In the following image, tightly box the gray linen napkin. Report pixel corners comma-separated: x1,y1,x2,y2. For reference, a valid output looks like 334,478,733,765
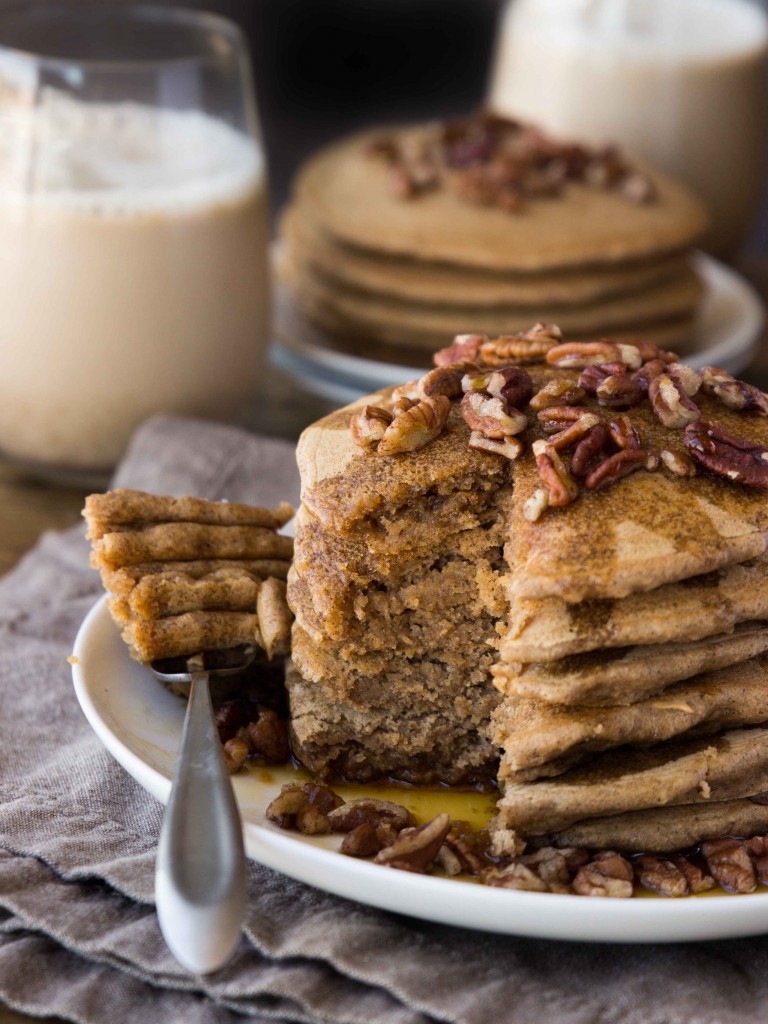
2,414,768,1024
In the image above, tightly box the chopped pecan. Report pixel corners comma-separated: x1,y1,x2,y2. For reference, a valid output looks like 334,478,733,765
608,415,641,450
529,378,587,410
699,366,768,415
418,361,479,400
378,395,451,455
672,857,715,895
584,449,650,490
632,358,668,393
684,420,768,489
468,431,523,460
635,855,688,897
571,423,610,477
579,361,627,395
374,813,452,872
328,798,411,834
295,804,331,835
487,826,526,859
649,374,700,429
214,699,251,744
435,843,464,876
247,710,290,764
433,334,485,367
667,363,701,397
300,782,344,814
519,847,572,891
480,863,549,892
485,366,534,407
257,577,293,660
547,412,601,451
341,822,394,857
523,487,550,522
596,374,644,409
480,324,561,366
701,838,757,893
572,851,633,897
537,405,585,433
443,826,486,876
265,784,309,829
546,341,641,370
222,736,250,774
660,448,697,477
533,440,579,507
350,405,393,447
745,836,768,885
645,452,661,472
461,392,527,437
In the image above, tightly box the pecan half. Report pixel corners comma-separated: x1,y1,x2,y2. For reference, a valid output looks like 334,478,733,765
418,361,479,399
247,710,290,764
328,798,411,834
649,374,700,429
684,420,768,489
295,803,331,835
519,847,572,891
537,405,585,433
632,358,668,393
393,396,418,416
668,363,701,397
461,392,527,437
529,379,587,410
433,333,484,367
468,431,523,460
596,374,644,409
660,449,697,477
350,405,392,447
522,487,549,522
700,366,768,415
374,813,452,872
481,863,549,892
547,341,641,370
635,855,688,897
584,449,650,490
579,360,627,395
672,857,715,895
745,836,768,885
608,415,641,450
701,838,757,893
392,379,421,403
533,440,579,507
572,851,633,897
547,412,601,452
634,342,680,364
485,366,534,407
265,784,310,829
341,822,397,857
480,323,561,366
571,422,610,476
378,395,451,455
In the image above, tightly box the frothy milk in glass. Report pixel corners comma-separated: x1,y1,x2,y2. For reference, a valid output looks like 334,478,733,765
490,0,768,253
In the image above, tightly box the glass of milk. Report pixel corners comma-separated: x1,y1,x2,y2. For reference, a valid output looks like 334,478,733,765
489,0,768,255
0,5,270,479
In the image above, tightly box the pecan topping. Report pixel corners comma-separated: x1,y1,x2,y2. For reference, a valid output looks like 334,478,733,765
632,358,668,393
480,323,561,366
522,487,550,522
443,826,486,876
672,857,715,895
634,855,688,897
547,412,601,451
378,395,451,455
265,784,312,829
350,405,392,447
468,431,523,460
247,710,290,764
222,736,250,774
667,362,701,397
572,851,633,898
571,422,610,476
340,822,392,858
584,448,650,491
649,374,700,429
745,836,768,885
392,379,421,403
485,366,534,407
579,361,627,395
529,378,586,410
537,405,585,433
660,448,697,477
701,838,757,894
608,415,641,450
393,396,418,416
596,374,644,409
546,341,641,370
295,803,332,835
460,392,527,437
684,420,768,489
519,847,572,892
533,440,579,507
433,333,484,367
481,862,549,892
700,366,768,415
328,798,411,834
634,341,680,364
418,360,479,399
374,813,452,873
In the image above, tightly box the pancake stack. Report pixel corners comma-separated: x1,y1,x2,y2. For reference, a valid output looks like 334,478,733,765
84,489,294,662
278,114,708,367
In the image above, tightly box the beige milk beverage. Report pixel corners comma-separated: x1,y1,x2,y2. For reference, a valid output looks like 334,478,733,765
0,91,269,470
490,0,768,253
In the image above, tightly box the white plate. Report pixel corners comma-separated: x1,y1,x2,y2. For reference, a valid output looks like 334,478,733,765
272,252,765,403
73,597,768,943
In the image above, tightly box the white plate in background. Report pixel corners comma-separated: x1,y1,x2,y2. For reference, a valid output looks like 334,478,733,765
73,597,768,944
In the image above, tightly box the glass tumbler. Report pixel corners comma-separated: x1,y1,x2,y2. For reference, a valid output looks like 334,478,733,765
0,5,270,479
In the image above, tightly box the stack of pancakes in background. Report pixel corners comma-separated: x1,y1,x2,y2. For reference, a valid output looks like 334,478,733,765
492,395,768,852
84,489,294,663
278,114,708,366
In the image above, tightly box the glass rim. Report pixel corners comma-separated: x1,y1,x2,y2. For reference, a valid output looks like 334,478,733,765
0,3,250,71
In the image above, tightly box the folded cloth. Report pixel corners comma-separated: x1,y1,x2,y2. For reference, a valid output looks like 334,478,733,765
2,414,768,1024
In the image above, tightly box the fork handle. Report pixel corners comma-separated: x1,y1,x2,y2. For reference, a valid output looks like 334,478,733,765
155,671,247,973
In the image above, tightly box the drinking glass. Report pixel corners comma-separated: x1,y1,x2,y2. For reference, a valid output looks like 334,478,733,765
0,4,270,480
